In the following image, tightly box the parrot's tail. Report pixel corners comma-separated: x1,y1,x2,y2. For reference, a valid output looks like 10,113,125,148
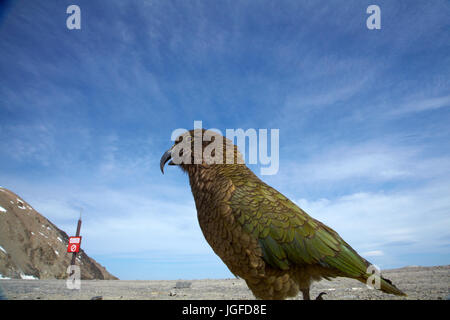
379,276,407,296
356,257,407,296
361,274,407,296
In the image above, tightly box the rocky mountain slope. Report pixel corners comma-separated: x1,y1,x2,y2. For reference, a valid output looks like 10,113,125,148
0,187,117,280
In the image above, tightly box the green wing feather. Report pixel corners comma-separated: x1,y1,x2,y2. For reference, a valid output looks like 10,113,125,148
229,173,370,278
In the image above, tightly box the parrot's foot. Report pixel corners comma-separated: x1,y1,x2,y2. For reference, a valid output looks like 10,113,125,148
301,289,327,300
315,292,327,300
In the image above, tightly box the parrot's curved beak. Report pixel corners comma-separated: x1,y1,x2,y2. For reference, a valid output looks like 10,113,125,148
160,149,174,174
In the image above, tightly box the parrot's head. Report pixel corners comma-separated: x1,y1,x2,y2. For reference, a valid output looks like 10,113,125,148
160,128,244,175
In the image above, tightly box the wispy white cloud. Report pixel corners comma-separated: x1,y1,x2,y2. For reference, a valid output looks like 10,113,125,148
14,181,205,256
273,140,450,191
295,179,450,267
388,94,450,117
294,145,413,182
363,250,384,257
0,123,56,165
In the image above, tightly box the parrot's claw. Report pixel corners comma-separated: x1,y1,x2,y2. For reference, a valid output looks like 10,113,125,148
315,292,327,300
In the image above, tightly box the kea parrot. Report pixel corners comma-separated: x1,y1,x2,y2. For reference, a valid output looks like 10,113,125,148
160,129,406,300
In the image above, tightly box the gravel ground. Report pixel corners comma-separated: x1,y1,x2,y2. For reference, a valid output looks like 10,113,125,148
0,266,448,300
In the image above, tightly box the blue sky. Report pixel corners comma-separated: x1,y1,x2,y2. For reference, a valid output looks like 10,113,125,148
0,0,449,280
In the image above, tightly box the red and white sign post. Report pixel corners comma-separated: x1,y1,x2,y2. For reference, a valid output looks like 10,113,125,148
66,212,83,289
67,236,82,253
68,216,82,272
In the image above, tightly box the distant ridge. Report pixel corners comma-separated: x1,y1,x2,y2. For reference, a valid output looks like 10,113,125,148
0,187,118,280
